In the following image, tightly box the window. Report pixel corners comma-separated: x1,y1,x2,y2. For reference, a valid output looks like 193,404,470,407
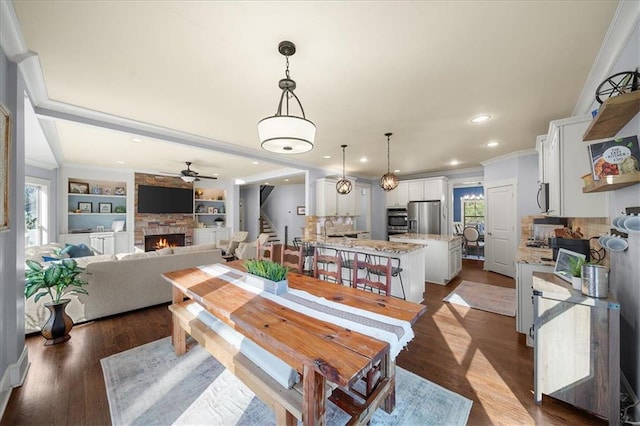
25,177,49,247
462,199,485,230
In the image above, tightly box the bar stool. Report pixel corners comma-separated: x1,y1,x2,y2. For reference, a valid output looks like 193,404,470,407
293,237,314,274
313,247,342,284
366,256,405,300
352,254,391,295
280,244,304,273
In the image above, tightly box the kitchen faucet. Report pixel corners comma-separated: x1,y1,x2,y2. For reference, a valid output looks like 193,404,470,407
323,219,334,238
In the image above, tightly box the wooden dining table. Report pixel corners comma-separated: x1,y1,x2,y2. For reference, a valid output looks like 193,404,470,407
162,260,426,425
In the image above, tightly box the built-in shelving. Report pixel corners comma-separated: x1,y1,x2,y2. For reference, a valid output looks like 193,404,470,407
583,91,640,141
68,179,128,231
582,171,640,193
194,187,226,227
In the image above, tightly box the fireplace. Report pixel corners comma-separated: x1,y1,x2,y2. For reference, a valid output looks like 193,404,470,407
144,233,185,252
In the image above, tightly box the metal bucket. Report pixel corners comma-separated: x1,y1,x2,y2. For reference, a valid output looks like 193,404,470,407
581,264,609,298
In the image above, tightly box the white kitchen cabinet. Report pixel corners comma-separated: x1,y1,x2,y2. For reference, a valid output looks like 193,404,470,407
515,262,554,336
408,181,424,201
385,181,409,208
423,179,444,201
389,236,462,285
535,134,546,183
316,178,357,216
542,115,608,217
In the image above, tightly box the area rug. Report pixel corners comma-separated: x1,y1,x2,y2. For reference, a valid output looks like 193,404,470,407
443,281,516,317
101,337,472,426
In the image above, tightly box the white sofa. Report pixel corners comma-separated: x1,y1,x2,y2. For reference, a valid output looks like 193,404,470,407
24,243,223,334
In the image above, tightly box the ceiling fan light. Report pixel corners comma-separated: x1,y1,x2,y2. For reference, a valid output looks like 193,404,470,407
181,175,196,183
258,116,316,154
379,172,399,191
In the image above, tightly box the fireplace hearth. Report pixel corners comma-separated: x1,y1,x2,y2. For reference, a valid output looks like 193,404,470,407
144,233,185,252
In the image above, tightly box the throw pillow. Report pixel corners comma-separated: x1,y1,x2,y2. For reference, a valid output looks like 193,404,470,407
61,243,94,258
42,255,61,262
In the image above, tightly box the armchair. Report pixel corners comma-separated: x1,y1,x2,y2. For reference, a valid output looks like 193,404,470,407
236,233,271,260
218,231,249,256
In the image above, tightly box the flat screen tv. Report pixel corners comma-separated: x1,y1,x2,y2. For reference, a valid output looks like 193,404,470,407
137,185,193,214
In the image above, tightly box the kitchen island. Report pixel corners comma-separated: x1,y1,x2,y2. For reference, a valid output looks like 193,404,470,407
389,233,463,285
302,236,426,303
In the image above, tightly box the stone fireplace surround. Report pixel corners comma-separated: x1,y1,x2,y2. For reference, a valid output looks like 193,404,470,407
134,173,195,250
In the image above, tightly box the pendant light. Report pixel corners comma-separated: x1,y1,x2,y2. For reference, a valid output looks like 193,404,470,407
258,41,316,154
379,132,399,191
336,144,352,194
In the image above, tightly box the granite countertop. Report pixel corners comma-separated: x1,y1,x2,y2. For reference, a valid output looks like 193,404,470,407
325,230,370,237
390,233,463,242
302,236,423,254
516,244,555,266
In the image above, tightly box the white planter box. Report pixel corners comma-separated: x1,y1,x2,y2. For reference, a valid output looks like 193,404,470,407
245,274,288,295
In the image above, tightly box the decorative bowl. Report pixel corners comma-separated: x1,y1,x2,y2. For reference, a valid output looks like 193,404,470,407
605,237,628,252
623,215,640,233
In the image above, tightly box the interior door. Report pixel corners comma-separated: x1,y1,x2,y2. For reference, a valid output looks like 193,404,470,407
485,183,516,277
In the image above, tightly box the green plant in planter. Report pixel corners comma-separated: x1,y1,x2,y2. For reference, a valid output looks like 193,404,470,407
243,259,289,282
25,259,89,304
568,257,587,278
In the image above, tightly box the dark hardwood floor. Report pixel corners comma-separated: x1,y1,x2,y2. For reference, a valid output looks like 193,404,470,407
2,259,605,425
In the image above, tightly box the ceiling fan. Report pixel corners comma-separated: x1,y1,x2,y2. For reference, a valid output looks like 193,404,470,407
179,162,218,182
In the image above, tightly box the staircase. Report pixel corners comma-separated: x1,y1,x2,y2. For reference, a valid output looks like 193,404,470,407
259,216,280,245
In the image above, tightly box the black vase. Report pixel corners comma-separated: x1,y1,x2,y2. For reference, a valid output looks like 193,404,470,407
41,299,73,345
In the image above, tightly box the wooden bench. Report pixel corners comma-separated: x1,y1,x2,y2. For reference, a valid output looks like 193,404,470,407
170,300,304,424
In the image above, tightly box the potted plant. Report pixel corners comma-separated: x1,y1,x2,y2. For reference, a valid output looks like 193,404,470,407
568,257,586,291
25,259,89,345
243,259,290,295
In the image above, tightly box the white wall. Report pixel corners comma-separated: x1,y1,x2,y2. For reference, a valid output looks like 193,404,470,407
239,185,260,240
262,184,306,244
0,46,28,417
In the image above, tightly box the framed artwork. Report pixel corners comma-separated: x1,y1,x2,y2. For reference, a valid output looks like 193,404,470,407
99,202,112,213
69,181,90,194
78,202,92,213
114,186,126,196
0,102,10,231
297,206,306,215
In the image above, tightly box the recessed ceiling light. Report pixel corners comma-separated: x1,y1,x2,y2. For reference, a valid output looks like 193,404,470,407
394,169,400,173
213,173,219,176
471,114,491,123
251,161,259,165
323,155,331,159
264,182,269,185
487,141,499,147
450,160,460,166
131,138,143,143
360,157,367,163
115,160,126,164
284,178,290,182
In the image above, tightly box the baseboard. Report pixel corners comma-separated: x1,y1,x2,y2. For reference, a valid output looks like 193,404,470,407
621,371,639,422
0,346,30,420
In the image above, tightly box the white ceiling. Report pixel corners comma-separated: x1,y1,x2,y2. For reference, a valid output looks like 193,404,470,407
11,1,618,181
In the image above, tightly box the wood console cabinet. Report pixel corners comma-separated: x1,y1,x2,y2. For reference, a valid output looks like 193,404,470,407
532,272,619,424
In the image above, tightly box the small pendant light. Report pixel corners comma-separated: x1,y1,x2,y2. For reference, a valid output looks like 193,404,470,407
379,132,399,191
336,144,352,194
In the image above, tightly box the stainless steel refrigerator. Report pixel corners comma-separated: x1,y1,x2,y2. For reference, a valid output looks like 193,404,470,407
407,201,441,234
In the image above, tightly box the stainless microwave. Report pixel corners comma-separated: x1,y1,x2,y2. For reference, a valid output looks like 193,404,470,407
387,208,408,227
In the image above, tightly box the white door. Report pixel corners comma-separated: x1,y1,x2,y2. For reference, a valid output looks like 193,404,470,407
485,183,516,277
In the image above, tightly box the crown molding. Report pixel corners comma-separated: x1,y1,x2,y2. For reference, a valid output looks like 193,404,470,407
480,149,537,167
573,0,640,115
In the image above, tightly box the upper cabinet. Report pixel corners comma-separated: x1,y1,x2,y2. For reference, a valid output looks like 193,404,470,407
67,178,127,232
385,181,409,208
316,178,359,216
544,116,608,217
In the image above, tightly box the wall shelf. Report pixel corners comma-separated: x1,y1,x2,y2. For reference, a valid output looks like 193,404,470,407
582,171,640,193
583,91,640,141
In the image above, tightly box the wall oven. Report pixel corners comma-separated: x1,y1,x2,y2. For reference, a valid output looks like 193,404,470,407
387,208,408,235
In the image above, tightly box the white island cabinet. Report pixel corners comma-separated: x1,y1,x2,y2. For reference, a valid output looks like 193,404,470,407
390,234,462,285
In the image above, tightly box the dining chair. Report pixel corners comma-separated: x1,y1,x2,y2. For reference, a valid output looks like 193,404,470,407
351,254,392,296
313,247,342,284
281,244,304,273
463,226,484,258
257,240,275,262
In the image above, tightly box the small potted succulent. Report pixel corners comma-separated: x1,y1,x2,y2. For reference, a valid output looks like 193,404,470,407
243,259,290,295
568,257,586,291
24,259,89,345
